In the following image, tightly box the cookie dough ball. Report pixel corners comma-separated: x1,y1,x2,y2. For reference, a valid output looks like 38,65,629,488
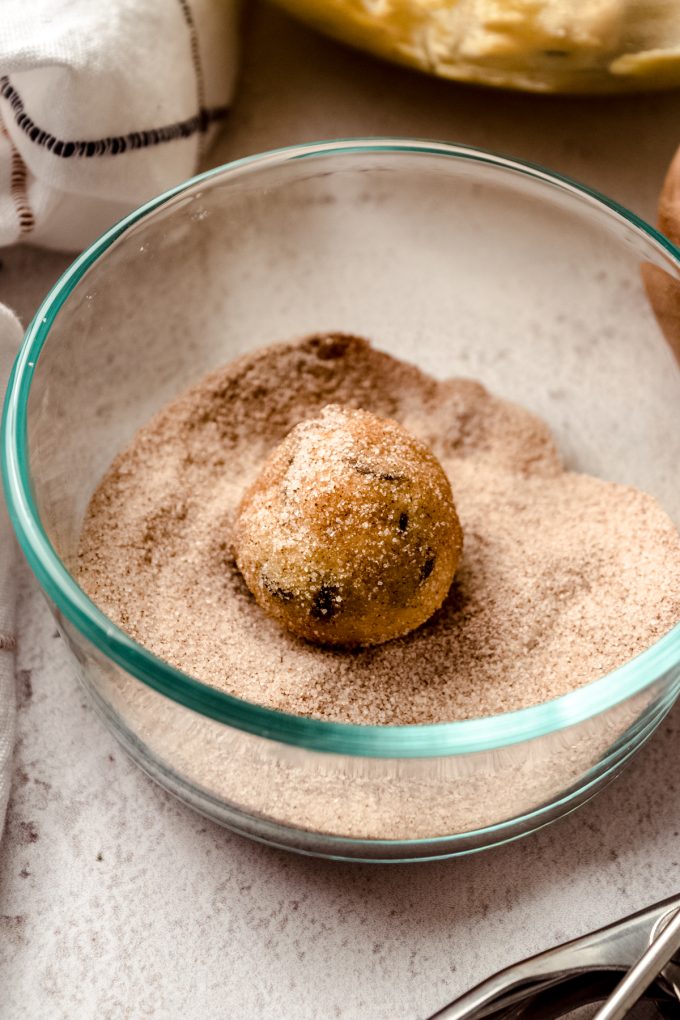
233,404,463,646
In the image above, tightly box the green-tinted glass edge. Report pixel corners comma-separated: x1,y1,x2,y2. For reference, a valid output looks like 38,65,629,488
3,138,680,759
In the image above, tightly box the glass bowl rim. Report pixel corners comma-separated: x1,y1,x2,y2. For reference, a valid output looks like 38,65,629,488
3,137,680,759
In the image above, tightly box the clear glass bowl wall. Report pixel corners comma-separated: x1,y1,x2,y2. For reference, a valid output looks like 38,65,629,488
5,141,680,862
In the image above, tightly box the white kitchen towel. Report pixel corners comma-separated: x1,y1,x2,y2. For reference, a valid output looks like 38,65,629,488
0,303,23,837
0,0,240,252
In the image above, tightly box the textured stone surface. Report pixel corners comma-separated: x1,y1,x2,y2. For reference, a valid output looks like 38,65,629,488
3,564,680,1020
2,3,680,1017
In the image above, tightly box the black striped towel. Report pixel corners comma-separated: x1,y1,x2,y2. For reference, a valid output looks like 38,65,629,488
0,0,240,251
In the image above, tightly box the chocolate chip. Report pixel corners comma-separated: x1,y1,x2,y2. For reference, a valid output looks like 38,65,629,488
310,585,340,620
312,335,351,360
419,553,435,583
262,574,294,602
398,512,408,532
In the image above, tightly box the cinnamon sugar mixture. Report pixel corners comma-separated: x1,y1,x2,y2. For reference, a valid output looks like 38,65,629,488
77,334,680,725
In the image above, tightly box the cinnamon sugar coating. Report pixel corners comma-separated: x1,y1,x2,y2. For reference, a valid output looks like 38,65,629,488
77,333,680,725
233,404,463,646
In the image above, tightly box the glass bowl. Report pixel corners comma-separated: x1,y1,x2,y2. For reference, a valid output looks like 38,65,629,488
4,140,680,863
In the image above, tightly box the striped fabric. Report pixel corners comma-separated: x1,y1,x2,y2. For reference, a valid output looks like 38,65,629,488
0,0,240,251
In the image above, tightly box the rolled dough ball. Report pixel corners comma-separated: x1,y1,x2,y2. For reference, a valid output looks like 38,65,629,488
233,404,463,647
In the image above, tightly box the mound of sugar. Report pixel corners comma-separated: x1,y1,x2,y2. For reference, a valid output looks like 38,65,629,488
77,333,680,725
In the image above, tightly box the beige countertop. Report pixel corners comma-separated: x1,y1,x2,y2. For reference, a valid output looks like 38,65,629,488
2,4,680,1017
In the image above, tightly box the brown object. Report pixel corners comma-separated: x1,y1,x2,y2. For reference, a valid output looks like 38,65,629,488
643,145,680,361
659,146,680,248
233,404,463,647
77,333,680,725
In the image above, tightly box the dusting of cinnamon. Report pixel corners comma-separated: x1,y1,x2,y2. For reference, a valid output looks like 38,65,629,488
233,404,463,646
77,333,680,725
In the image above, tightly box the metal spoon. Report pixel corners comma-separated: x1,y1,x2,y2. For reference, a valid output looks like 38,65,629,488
427,895,680,1019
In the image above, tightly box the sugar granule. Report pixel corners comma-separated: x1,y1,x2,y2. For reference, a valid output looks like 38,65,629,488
77,333,680,726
